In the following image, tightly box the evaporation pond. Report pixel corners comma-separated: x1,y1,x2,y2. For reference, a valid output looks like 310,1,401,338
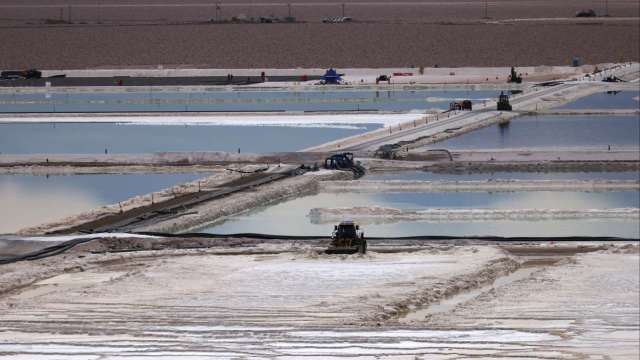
557,90,640,110
0,173,208,234
430,115,640,150
0,123,378,154
0,88,503,113
200,191,640,238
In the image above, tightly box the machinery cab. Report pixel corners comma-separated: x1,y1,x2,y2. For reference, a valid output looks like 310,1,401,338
324,152,354,169
326,220,366,254
497,91,512,111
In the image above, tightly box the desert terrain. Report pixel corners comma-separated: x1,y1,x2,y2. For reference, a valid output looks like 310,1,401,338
0,0,638,69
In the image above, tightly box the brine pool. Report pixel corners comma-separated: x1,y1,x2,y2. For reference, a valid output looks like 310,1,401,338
557,90,640,110
0,122,381,154
0,173,209,234
0,88,503,113
199,190,640,238
430,115,640,150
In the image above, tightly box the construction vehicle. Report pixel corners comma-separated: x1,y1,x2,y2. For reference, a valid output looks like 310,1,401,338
325,220,366,254
1,69,42,80
507,67,522,83
324,152,365,178
319,68,344,85
575,9,597,17
497,91,512,111
449,100,472,111
376,75,391,84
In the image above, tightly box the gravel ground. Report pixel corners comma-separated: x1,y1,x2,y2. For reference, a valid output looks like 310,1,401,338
0,1,638,69
1,0,638,22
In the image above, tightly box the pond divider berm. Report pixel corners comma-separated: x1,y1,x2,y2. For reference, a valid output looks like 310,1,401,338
0,75,322,87
49,168,302,234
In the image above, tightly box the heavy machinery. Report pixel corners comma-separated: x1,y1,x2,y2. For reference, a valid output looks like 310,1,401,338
1,69,42,80
575,9,596,17
319,68,344,84
497,91,512,111
507,67,522,83
449,100,472,111
324,152,365,178
325,220,366,254
376,75,391,84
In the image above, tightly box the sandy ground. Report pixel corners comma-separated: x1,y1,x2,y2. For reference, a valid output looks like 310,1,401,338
0,17,638,69
0,240,637,358
2,0,638,23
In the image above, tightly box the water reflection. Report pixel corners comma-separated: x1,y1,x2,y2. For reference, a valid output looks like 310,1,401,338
431,115,640,150
0,180,100,234
0,89,501,113
0,123,378,154
558,91,640,110
200,191,640,238
0,173,208,234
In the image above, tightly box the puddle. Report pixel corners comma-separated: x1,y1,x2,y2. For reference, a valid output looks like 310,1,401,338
0,88,502,113
429,115,640,150
400,259,557,323
0,173,209,234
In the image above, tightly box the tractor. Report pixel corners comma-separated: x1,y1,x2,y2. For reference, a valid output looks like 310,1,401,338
449,100,472,111
497,91,512,111
325,220,366,254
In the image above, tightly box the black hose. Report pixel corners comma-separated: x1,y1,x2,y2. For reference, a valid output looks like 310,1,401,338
2,233,637,266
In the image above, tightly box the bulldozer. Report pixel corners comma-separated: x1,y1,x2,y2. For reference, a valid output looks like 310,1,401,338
325,220,367,254
497,91,512,111
324,152,366,178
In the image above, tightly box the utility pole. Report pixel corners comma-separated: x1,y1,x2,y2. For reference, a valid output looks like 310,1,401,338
483,0,488,19
215,2,221,22
342,3,345,17
67,5,71,23
287,3,292,18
